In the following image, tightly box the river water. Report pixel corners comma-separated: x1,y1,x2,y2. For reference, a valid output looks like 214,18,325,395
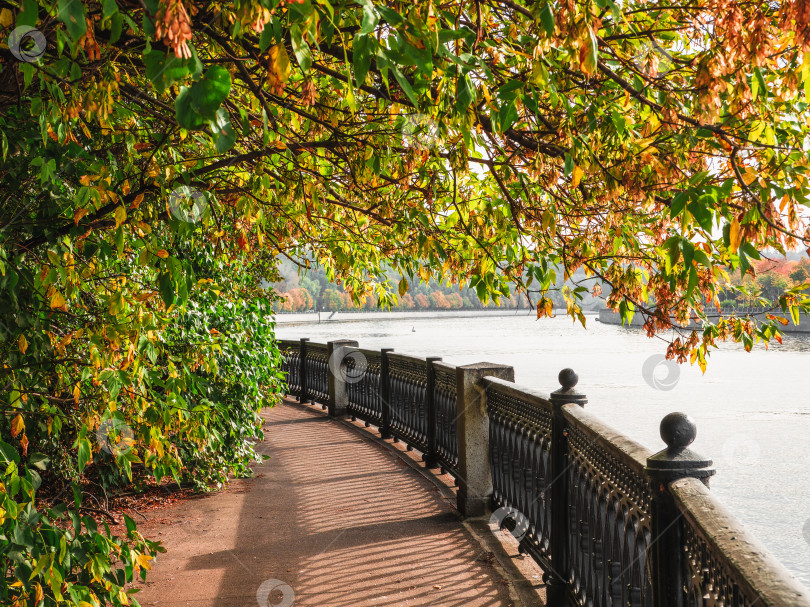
276,312,810,586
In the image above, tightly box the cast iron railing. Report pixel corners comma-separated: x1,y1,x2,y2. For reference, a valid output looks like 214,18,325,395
278,337,810,607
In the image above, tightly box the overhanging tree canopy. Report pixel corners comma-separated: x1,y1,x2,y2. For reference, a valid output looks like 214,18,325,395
3,0,810,357
2,0,810,604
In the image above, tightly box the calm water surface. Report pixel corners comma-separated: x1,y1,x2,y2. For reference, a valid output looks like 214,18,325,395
276,313,810,585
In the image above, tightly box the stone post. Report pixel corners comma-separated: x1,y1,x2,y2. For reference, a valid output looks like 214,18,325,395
326,339,359,418
646,412,715,607
455,362,515,517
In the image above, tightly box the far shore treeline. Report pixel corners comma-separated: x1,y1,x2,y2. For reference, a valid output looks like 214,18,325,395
272,257,810,313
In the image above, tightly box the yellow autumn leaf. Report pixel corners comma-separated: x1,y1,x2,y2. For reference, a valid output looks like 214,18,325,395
74,384,81,404
266,44,291,93
156,249,169,258
571,165,584,188
0,8,13,28
50,291,66,309
729,218,742,252
11,414,24,438
18,334,28,354
114,206,127,228
135,553,153,571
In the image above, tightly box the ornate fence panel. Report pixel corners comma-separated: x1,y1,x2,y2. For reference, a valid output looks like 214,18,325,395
433,362,458,477
485,378,555,571
304,342,329,404
346,348,384,426
278,339,301,398
387,353,429,451
277,336,810,607
563,405,653,607
670,477,810,607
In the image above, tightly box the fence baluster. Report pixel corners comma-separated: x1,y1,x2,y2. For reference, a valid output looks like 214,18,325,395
379,348,394,439
547,369,587,607
299,338,309,404
424,357,442,469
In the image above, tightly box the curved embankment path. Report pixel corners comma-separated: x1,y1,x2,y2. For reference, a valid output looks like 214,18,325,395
132,398,546,607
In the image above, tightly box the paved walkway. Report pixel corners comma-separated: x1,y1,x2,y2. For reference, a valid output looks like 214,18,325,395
133,399,543,607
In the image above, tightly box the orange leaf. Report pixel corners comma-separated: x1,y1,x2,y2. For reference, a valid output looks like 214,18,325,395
18,335,28,354
10,414,24,438
74,208,89,226
766,313,789,326
156,249,169,258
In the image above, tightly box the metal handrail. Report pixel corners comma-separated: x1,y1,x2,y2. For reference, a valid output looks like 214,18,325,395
277,337,810,607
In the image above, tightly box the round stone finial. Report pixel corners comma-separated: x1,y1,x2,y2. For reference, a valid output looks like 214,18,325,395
558,368,578,391
660,412,697,450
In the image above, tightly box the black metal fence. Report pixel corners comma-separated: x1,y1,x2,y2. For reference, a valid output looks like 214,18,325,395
276,338,810,607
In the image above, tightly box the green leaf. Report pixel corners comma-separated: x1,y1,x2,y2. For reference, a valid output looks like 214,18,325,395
291,25,312,72
663,236,680,272
680,238,695,267
259,26,274,52
103,0,119,19
455,74,475,112
619,300,635,325
611,111,626,137
670,192,688,217
210,108,237,153
753,67,767,100
686,266,699,297
391,65,418,107
539,3,555,36
77,438,91,473
790,304,800,325
353,34,373,87
158,272,175,307
564,153,574,178
28,453,50,470
175,86,206,130
0,439,20,464
190,66,231,119
18,0,38,27
358,0,380,34
498,100,519,132
57,0,87,41
124,513,137,536
144,50,190,94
